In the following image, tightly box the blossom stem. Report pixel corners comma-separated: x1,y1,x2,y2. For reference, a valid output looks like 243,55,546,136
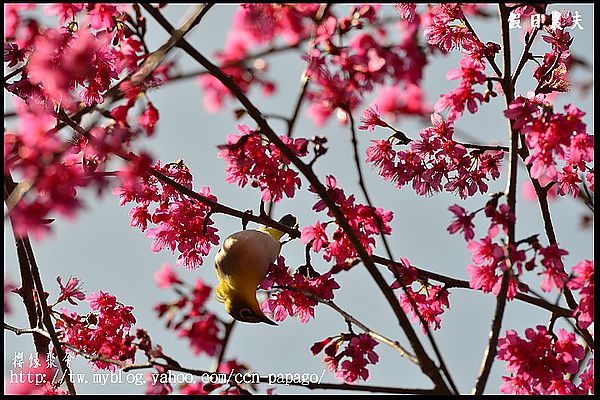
512,28,539,85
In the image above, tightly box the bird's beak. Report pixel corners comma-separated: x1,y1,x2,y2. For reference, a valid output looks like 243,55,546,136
260,314,278,326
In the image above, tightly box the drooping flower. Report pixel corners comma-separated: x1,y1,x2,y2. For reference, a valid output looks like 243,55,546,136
447,204,475,241
56,276,86,305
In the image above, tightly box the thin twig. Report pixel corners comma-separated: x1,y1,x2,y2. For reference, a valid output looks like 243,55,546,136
273,285,418,364
462,15,503,78
512,28,539,85
211,320,236,372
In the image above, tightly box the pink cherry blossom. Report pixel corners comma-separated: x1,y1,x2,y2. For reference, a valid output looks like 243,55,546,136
497,326,586,394
566,260,594,329
57,291,137,371
312,333,379,383
399,285,450,333
217,124,308,203
56,276,86,305
154,263,182,289
447,204,475,241
260,256,339,323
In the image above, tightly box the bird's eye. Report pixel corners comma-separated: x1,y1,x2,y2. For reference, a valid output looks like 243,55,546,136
239,308,254,320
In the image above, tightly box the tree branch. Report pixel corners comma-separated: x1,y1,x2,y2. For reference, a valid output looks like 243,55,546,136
472,5,517,394
4,174,50,354
140,3,451,392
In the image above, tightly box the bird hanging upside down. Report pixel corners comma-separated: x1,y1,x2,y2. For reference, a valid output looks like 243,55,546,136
214,214,297,325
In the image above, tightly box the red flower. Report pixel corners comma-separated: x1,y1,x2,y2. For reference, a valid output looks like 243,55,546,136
138,102,159,136
56,276,86,305
154,263,182,289
447,204,475,241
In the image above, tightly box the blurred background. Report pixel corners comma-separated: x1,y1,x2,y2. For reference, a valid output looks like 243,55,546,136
4,3,594,394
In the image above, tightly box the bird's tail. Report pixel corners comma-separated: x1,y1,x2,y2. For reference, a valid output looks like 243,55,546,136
259,214,297,241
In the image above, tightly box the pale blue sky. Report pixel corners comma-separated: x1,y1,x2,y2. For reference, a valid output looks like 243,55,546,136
4,4,594,394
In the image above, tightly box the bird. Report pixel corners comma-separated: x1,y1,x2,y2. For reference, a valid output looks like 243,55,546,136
214,214,297,325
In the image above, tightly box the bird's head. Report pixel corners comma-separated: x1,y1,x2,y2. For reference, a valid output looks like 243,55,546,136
223,291,278,326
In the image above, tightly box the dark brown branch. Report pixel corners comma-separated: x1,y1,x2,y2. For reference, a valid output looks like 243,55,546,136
4,174,50,354
130,3,213,85
472,5,516,394
371,255,573,318
22,238,77,395
56,110,300,239
140,4,451,392
4,179,77,395
3,66,24,82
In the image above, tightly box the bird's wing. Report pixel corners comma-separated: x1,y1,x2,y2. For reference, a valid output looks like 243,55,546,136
214,230,281,288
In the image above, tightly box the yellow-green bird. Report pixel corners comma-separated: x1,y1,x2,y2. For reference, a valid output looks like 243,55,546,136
214,214,296,325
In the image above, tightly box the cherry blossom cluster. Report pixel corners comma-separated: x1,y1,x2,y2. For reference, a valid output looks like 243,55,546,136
363,111,504,198
114,160,220,269
459,202,521,299
4,4,170,239
534,10,576,95
504,96,594,196
311,333,379,383
4,101,95,240
4,4,153,110
566,260,594,330
153,263,222,357
388,256,451,333
4,103,159,240
198,4,320,111
259,256,340,323
497,326,592,394
217,124,309,202
448,198,578,298
301,175,394,265
55,289,137,371
305,4,432,126
423,4,501,121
